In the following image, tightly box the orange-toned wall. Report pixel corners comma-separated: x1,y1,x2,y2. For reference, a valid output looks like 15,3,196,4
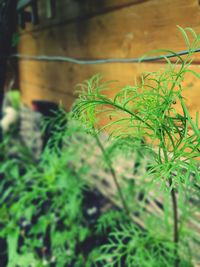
17,0,200,120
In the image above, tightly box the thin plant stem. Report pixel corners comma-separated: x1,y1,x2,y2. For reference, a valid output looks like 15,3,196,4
169,178,179,267
160,131,179,267
94,133,131,217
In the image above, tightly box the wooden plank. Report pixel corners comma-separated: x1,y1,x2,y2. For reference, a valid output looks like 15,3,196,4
18,60,200,118
18,0,200,60
20,79,76,109
17,0,200,114
19,0,150,33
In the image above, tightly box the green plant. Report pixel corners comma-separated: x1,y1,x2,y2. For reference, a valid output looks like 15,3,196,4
0,113,98,267
0,98,198,266
97,223,176,267
6,90,21,110
2,108,142,267
72,26,200,267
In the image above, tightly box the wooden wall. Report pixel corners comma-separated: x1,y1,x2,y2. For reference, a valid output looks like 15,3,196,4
17,0,200,119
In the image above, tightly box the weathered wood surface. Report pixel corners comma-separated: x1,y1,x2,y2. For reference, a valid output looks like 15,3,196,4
19,0,200,58
19,0,153,34
17,0,200,116
18,59,200,122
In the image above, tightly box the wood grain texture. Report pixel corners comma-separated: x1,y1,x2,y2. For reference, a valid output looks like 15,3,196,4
18,59,200,121
17,0,200,116
18,0,200,57
20,78,76,109
20,0,151,34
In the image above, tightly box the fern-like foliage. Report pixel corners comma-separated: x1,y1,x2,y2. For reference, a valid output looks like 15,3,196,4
72,26,200,267
96,223,193,267
73,26,200,189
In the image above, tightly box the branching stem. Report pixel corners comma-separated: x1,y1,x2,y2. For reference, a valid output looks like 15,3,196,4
94,134,131,218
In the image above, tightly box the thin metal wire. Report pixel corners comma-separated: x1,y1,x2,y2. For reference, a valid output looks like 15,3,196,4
10,48,200,65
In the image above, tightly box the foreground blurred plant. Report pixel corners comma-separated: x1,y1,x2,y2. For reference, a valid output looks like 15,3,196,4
0,112,101,267
73,27,200,267
1,108,138,267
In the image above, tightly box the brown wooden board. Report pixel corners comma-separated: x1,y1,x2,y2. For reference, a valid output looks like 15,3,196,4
18,0,200,57
17,0,200,114
18,59,200,119
19,0,151,34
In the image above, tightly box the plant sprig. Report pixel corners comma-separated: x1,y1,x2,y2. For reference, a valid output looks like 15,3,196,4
73,26,200,267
